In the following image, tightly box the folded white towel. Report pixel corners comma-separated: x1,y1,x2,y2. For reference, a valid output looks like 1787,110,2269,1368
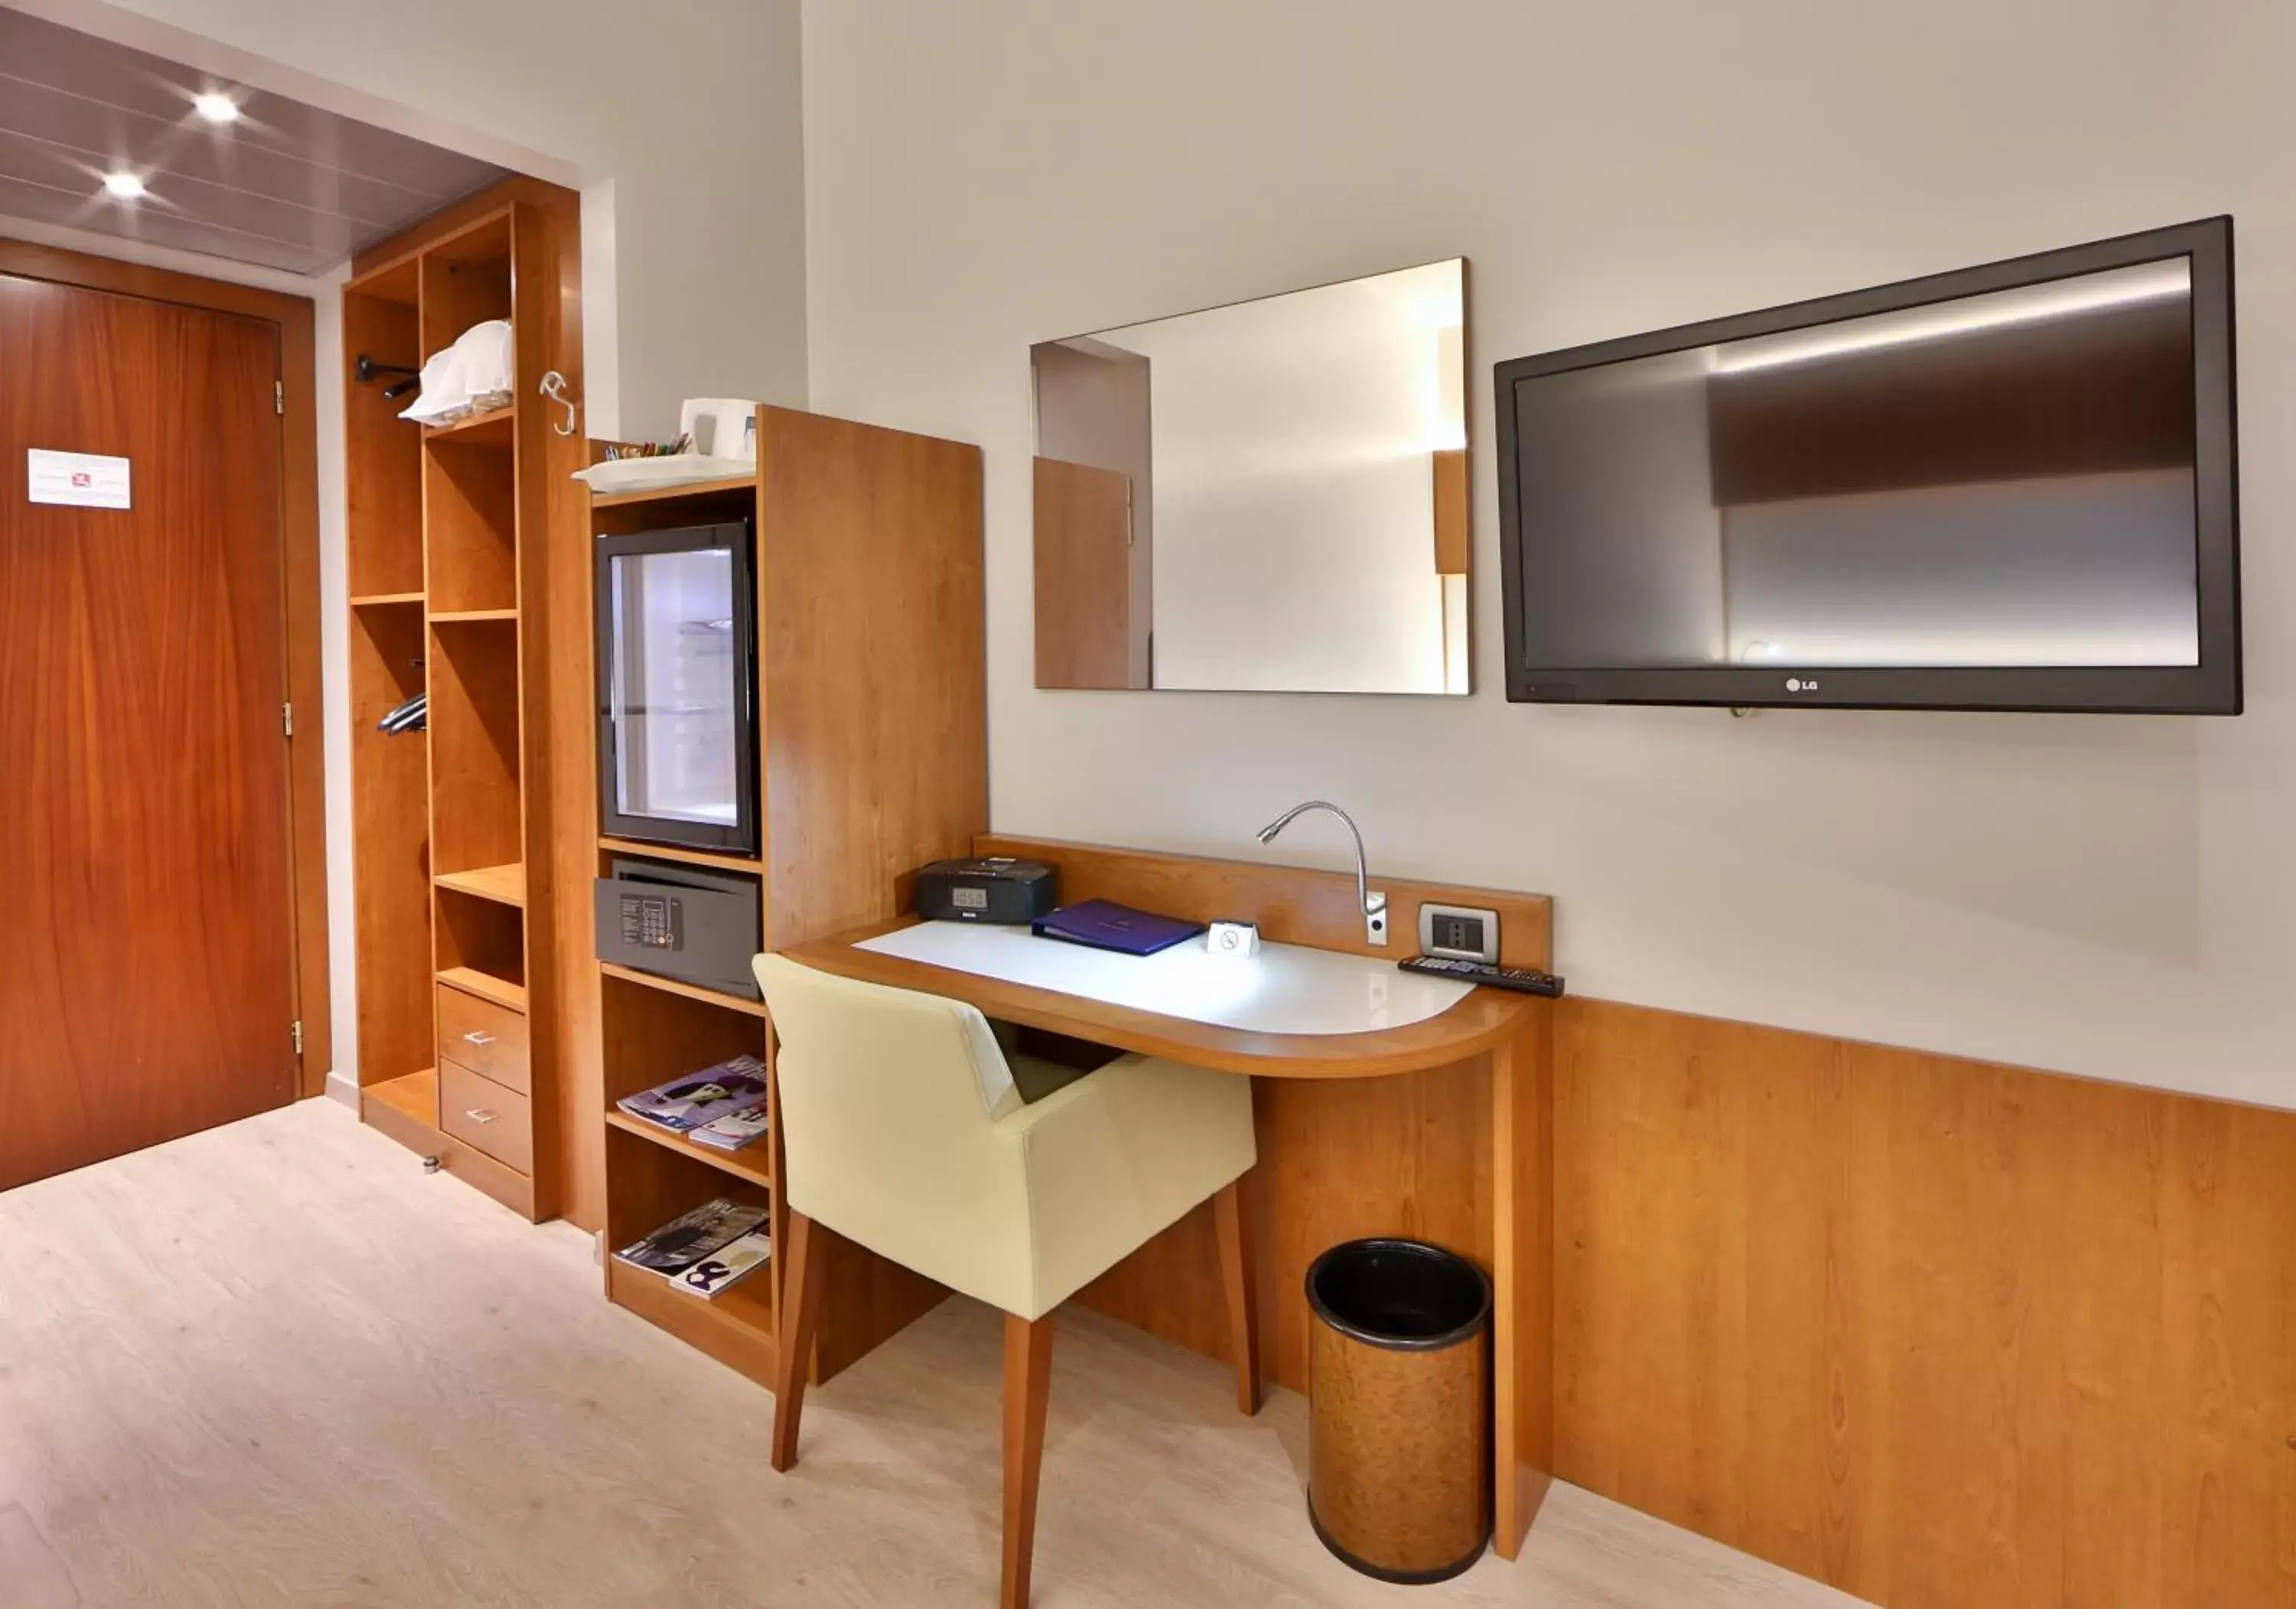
400,319,514,425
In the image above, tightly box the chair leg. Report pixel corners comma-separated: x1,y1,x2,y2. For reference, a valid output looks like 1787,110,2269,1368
1212,1177,1262,1415
1001,1311,1055,1609
771,1210,828,1473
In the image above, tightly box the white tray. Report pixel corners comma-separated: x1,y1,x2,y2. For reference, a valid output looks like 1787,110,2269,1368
572,455,755,494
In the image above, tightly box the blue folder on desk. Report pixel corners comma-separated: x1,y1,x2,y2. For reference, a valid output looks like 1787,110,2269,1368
1032,899,1205,957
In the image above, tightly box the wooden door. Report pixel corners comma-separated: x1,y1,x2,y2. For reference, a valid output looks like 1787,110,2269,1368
1032,455,1146,689
0,274,297,1190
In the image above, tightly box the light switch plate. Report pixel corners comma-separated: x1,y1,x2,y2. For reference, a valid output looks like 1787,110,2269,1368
1419,902,1500,964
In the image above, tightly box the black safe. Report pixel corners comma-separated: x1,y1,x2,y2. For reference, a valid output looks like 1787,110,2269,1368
595,854,762,1000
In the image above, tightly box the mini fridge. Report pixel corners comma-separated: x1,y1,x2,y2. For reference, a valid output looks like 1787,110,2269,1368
595,520,758,854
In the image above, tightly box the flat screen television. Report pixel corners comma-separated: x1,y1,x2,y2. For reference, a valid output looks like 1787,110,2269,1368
1495,217,2239,713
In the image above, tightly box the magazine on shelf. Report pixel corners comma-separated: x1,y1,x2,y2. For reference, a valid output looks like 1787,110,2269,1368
690,1105,771,1152
613,1198,769,1278
615,1056,768,1134
673,1230,772,1299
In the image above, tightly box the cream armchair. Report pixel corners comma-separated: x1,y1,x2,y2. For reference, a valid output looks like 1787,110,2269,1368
755,953,1261,1608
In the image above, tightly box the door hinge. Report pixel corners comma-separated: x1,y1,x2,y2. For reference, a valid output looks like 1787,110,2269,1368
281,701,295,738
1125,480,1135,547
291,1019,305,1056
276,380,285,415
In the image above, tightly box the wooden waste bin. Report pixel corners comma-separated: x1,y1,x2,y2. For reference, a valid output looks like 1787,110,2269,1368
1306,1238,1492,1584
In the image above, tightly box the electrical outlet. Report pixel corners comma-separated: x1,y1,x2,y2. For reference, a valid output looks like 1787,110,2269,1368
1419,902,1499,963
1366,896,1390,946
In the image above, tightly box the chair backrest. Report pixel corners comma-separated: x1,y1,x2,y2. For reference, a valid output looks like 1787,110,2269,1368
754,954,1032,1288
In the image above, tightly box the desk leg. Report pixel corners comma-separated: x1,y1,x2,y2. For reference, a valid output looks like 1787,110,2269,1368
1491,1009,1554,1558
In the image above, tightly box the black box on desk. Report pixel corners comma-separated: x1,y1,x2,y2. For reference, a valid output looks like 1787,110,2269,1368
913,857,1058,925
595,855,762,1000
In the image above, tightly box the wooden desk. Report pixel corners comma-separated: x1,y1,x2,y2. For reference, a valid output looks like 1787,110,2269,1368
783,834,1557,1561
790,917,1536,1078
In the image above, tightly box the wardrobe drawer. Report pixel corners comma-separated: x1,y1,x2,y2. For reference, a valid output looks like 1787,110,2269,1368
436,983,530,1094
439,1062,533,1175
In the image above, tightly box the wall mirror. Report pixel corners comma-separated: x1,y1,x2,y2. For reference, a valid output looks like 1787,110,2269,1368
1031,258,1470,694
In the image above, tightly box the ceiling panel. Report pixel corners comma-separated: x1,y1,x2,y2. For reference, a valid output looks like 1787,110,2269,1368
0,6,510,274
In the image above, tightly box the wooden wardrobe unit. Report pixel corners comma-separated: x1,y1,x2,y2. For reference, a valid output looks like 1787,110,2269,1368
590,409,987,1384
343,178,586,1220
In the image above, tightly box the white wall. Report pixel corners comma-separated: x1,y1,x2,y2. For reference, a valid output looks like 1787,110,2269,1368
801,0,2296,1111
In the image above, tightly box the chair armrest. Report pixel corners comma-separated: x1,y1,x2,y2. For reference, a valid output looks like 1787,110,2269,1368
992,1053,1256,1318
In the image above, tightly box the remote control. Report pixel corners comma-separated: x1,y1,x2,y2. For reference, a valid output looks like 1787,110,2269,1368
1398,955,1566,997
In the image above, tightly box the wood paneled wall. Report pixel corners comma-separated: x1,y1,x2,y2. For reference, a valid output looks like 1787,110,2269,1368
1074,969,2294,1606
1550,997,2296,1609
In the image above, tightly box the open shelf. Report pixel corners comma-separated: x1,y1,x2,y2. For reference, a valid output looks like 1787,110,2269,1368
365,1067,437,1122
426,434,517,615
349,602,432,1086
604,1085,778,1389
435,861,525,907
436,884,525,989
429,622,522,874
419,214,511,361
347,181,579,1228
601,961,768,1018
598,836,760,874
438,965,527,1013
425,404,515,445
605,1256,778,1386
607,1108,773,1192
347,253,419,307
343,290,422,599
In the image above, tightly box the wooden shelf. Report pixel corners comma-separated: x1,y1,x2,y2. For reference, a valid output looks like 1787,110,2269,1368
365,1067,438,1124
606,1108,773,1191
437,965,527,1013
598,836,760,874
345,254,419,306
435,863,526,907
600,961,768,1018
424,404,515,445
589,474,756,509
348,178,578,1229
605,1256,778,1388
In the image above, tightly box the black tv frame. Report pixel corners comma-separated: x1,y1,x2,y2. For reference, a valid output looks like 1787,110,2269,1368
1495,217,2241,714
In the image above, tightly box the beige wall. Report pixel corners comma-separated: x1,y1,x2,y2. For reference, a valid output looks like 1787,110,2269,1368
801,0,2296,1111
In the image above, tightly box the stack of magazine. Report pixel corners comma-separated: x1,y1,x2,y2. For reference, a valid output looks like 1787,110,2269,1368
614,1197,771,1301
615,1055,771,1152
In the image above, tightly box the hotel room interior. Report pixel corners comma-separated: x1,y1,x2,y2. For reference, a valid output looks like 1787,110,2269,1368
0,3,2287,1606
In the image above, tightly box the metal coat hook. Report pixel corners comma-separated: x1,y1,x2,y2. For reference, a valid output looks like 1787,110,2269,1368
539,370,579,436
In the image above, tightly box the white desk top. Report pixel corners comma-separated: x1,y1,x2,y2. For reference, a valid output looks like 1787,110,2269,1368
853,921,1472,1037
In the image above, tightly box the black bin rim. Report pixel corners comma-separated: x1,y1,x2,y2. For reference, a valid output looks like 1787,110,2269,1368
1306,1236,1492,1353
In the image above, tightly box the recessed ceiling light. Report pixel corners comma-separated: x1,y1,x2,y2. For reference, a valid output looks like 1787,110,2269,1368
101,171,147,200
192,91,240,124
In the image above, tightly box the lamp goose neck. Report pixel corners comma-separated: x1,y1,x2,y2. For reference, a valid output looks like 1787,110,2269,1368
1254,799,1378,917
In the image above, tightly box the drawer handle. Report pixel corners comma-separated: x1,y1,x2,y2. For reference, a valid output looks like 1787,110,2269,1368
465,1108,498,1125
462,1031,497,1046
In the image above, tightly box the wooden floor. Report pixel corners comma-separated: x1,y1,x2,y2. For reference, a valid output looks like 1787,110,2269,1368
0,1099,1869,1608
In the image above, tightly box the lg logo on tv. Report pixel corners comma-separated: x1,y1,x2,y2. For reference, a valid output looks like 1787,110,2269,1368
1786,677,1821,694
